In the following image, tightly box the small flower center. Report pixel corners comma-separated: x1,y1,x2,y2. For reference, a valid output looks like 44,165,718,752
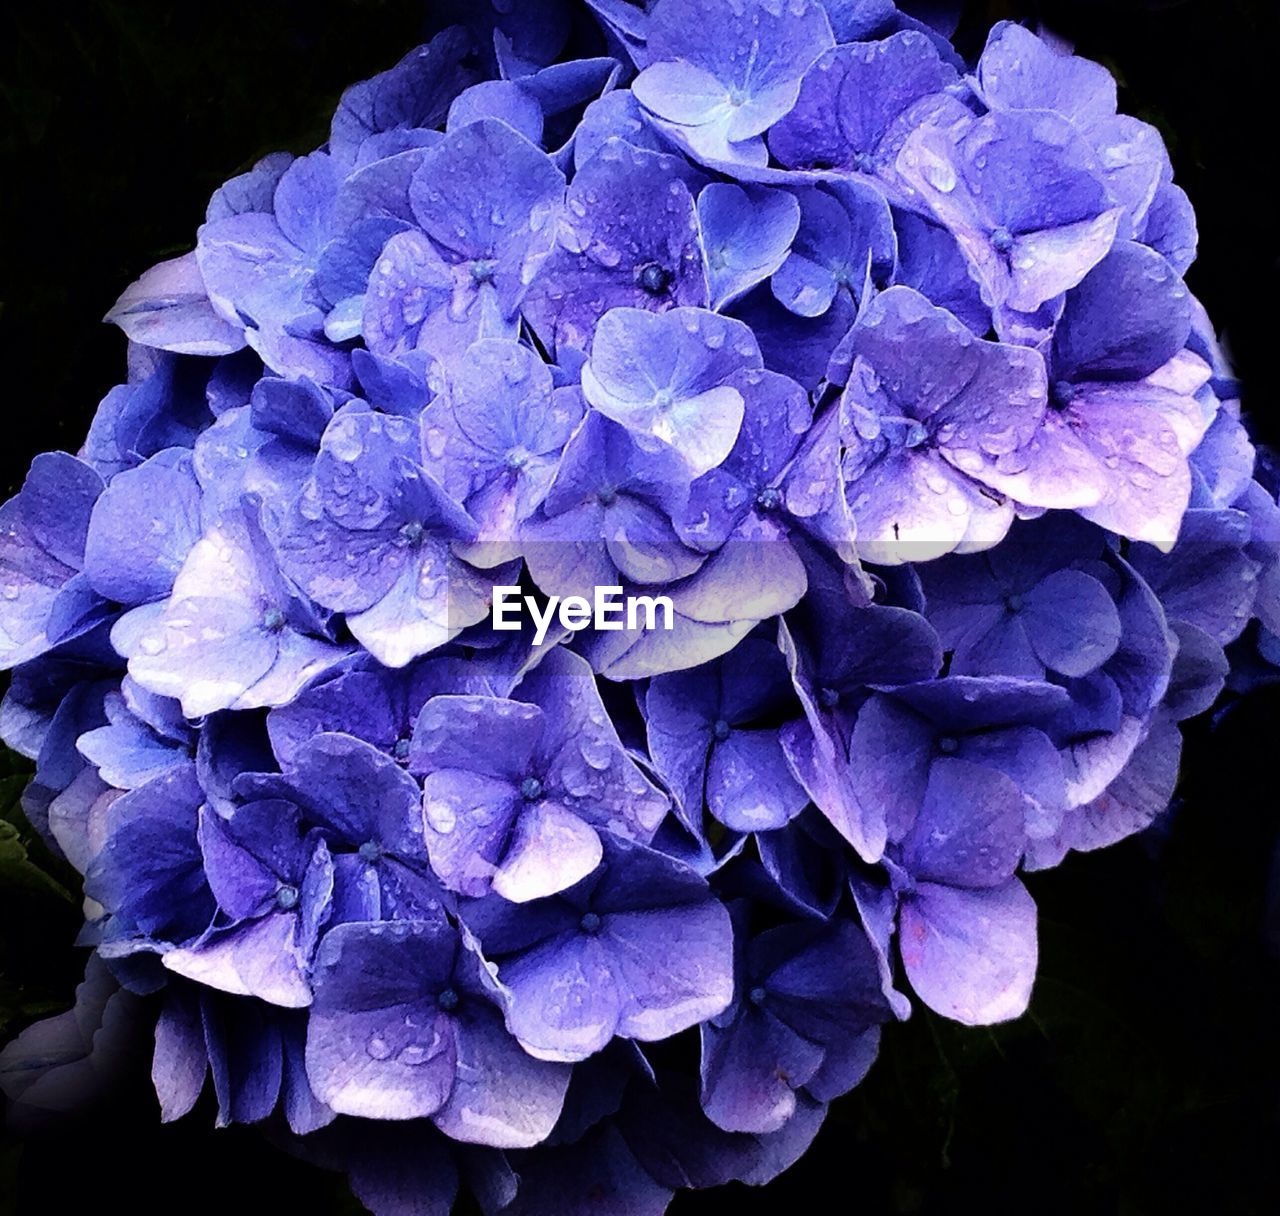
1005,593,1024,613
597,486,618,508
398,520,426,546
520,776,544,801
580,911,602,934
1052,380,1079,406
937,736,960,755
393,737,412,762
991,226,1015,254
654,388,675,412
819,686,841,710
755,485,783,513
437,987,460,1012
358,840,383,862
748,986,768,1006
470,259,497,284
637,262,673,296
261,607,286,633
505,447,529,471
881,415,929,449
852,151,875,174
275,884,299,910
712,719,732,742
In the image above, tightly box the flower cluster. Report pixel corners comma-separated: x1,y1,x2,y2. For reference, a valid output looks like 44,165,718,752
2,2,1277,1212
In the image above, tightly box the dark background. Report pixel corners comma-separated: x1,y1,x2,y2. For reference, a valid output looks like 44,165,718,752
2,2,1279,1212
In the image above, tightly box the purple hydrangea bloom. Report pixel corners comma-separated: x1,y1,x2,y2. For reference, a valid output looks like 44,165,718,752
918,515,1123,680
522,409,705,596
868,753,1039,1024
849,675,1070,846
700,909,891,1132
897,108,1123,314
0,453,104,667
770,181,895,318
366,120,564,364
460,832,733,1060
838,285,1054,562
112,499,352,717
2,7,1272,1214
422,339,584,561
769,30,958,175
197,151,355,386
76,678,195,791
632,0,834,165
582,305,762,477
975,23,1173,248
255,731,441,922
306,916,571,1142
1029,241,1209,546
524,140,709,353
698,183,801,311
272,410,501,667
779,579,943,860
645,637,807,833
413,647,667,901
161,798,334,1008
264,655,493,767
83,449,204,608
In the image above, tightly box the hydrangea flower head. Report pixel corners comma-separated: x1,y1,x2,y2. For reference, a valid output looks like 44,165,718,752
1,7,1274,1216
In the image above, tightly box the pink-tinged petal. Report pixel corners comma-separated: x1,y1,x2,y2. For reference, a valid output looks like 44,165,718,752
898,879,1037,1025
106,252,247,356
700,1009,822,1134
1063,715,1181,856
1067,397,1192,549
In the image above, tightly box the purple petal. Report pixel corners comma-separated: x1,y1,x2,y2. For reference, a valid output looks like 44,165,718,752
898,878,1037,1024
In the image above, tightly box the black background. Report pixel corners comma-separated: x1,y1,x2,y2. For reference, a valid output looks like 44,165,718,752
2,2,1279,1213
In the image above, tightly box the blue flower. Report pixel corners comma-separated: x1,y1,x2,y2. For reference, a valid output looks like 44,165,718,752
524,140,710,354
412,648,667,901
633,0,834,164
1,6,1271,1212
582,305,763,477
273,410,500,668
645,636,807,833
460,832,733,1060
700,908,891,1132
306,915,571,1142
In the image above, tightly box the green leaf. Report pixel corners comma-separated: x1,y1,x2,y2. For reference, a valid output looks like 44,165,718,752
0,975,69,1042
0,817,74,904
